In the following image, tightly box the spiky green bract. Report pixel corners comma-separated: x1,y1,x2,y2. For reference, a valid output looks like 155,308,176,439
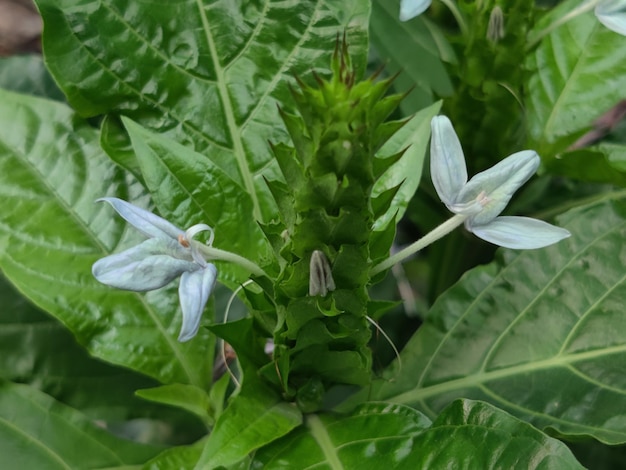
258,41,407,411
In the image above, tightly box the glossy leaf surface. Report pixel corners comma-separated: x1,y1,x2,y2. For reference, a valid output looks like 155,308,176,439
374,197,626,444
0,381,160,468
36,0,370,222
0,89,212,387
253,400,582,469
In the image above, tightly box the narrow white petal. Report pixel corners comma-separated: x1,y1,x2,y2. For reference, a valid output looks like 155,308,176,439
596,1,626,36
92,239,197,291
178,264,218,342
430,116,468,207
98,197,183,240
469,216,571,249
400,0,432,21
459,150,539,225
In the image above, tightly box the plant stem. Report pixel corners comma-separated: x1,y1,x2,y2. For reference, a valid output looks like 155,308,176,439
198,244,269,278
527,0,599,50
370,213,467,276
439,0,469,36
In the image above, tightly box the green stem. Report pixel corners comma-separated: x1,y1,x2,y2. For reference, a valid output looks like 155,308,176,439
439,0,469,37
370,213,468,276
307,415,343,470
527,0,599,50
197,244,269,278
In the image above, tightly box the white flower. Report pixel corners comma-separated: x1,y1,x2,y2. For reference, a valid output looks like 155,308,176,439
92,198,217,342
399,0,432,22
430,116,571,249
595,0,626,35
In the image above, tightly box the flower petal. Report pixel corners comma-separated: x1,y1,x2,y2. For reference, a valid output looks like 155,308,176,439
596,1,626,36
98,197,183,240
178,264,218,342
469,216,571,249
399,0,432,21
92,238,195,291
458,150,539,225
430,116,468,207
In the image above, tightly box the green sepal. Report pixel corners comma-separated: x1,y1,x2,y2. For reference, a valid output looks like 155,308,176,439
373,148,406,181
371,181,403,220
264,177,296,227
270,141,305,188
373,119,411,154
370,220,398,267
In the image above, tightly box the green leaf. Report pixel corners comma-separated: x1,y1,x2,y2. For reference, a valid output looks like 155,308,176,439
136,384,212,426
0,273,160,420
526,6,626,152
0,89,212,387
122,117,274,285
254,400,582,468
544,147,626,187
195,319,303,468
0,381,161,468
372,101,442,231
373,197,626,444
143,440,205,470
0,55,64,101
36,0,371,222
369,0,454,114
254,402,430,468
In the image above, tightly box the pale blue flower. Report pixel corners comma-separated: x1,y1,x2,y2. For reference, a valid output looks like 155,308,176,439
92,198,217,342
400,0,432,22
430,116,571,249
595,0,626,35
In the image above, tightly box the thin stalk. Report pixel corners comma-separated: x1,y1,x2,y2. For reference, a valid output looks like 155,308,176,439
197,244,269,278
371,214,467,276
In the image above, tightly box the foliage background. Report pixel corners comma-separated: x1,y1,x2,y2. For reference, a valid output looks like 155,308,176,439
0,0,625,468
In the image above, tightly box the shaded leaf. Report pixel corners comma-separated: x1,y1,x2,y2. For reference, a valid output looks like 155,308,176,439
136,384,212,426
526,5,626,153
369,0,454,114
0,381,161,469
0,55,63,100
374,197,626,444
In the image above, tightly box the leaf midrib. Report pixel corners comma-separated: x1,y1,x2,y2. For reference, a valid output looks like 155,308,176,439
195,0,261,220
391,342,626,405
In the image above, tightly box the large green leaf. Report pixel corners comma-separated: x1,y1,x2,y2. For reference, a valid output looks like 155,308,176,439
253,400,582,468
0,381,161,469
0,89,212,387
526,5,626,154
373,196,626,444
369,0,454,115
195,319,303,469
0,273,156,420
36,0,371,222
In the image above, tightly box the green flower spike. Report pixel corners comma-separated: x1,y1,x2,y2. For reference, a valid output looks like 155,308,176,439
92,198,217,342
